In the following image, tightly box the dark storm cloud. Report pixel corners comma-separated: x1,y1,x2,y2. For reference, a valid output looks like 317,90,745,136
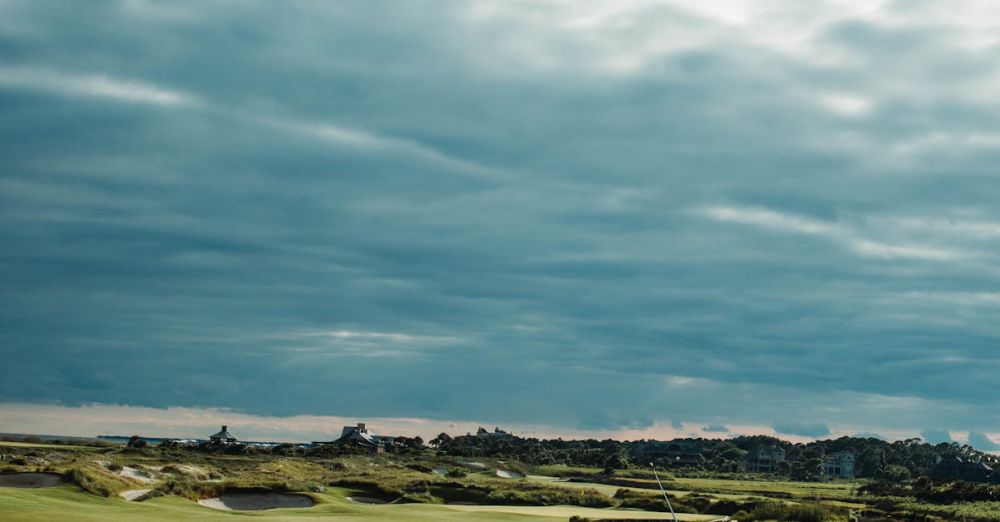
3,0,1000,437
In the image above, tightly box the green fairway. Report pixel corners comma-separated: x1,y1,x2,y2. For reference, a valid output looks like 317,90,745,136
528,475,755,502
0,484,719,521
669,477,860,501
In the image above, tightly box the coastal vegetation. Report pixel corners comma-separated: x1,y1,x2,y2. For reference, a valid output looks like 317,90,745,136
1,434,998,521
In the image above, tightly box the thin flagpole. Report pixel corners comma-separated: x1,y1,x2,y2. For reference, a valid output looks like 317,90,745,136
650,463,678,522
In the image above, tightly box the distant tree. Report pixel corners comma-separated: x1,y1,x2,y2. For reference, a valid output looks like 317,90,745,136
720,447,745,461
393,436,425,452
603,452,629,474
718,459,741,473
911,475,932,494
273,443,302,456
880,465,912,483
431,431,997,479
127,435,147,449
430,433,452,447
223,443,248,455
791,447,824,481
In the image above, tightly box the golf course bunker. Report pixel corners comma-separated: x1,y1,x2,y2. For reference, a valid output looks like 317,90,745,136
120,488,152,501
0,472,65,488
119,466,155,484
496,469,524,479
459,460,487,470
198,492,314,511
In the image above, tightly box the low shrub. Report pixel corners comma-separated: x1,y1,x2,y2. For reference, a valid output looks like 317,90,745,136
66,467,129,497
407,463,433,474
613,488,699,513
745,501,830,522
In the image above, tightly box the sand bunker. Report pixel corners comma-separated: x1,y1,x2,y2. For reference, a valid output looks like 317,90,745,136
198,492,314,511
459,461,487,470
347,496,390,504
496,469,524,479
432,467,449,475
119,466,156,484
0,472,65,488
120,488,151,501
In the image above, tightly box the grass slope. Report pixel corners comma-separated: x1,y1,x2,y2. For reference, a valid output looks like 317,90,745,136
669,477,859,500
0,485,719,521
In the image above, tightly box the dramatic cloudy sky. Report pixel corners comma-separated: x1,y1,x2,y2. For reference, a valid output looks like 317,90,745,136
2,0,1000,446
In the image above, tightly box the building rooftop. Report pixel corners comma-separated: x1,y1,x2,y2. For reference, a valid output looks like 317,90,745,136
209,425,237,441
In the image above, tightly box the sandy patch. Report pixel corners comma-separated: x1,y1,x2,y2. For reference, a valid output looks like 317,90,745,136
198,492,314,511
119,466,156,484
120,488,151,501
432,467,449,475
496,469,524,479
459,461,487,470
347,496,390,504
0,473,65,488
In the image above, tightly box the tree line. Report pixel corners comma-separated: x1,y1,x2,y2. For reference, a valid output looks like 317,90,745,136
433,433,998,480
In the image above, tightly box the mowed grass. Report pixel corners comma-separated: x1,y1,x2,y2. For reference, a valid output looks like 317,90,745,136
528,476,754,501
439,504,717,520
0,484,720,521
668,477,860,500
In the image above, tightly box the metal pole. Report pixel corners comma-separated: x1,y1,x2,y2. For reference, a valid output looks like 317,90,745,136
650,463,678,522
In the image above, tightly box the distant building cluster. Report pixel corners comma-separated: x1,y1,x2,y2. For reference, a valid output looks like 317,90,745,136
745,445,856,478
930,456,994,482
199,425,284,449
315,423,398,453
476,426,513,439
